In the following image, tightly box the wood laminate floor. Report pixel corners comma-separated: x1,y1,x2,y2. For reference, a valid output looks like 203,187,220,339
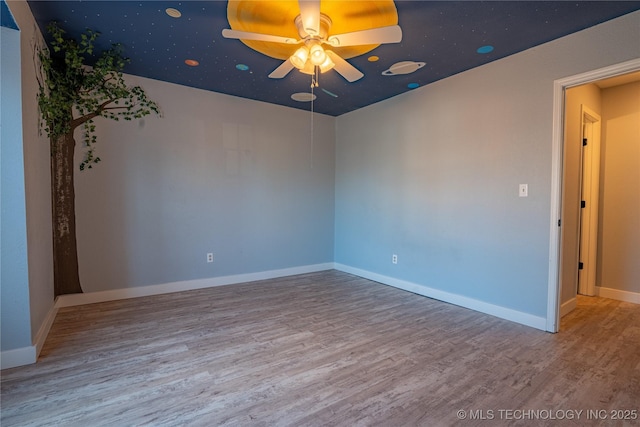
1,270,639,426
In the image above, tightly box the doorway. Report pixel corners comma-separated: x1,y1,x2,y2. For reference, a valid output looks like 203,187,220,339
546,58,640,333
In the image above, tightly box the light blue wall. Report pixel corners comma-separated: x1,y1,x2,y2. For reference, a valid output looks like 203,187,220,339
4,0,55,361
1,26,32,351
335,90,550,317
335,11,640,318
74,76,335,292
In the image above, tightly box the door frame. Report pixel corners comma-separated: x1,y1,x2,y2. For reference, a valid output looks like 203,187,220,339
546,58,640,333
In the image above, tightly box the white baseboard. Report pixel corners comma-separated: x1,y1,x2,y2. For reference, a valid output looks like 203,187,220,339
560,297,577,317
1,304,57,370
1,346,36,370
3,264,333,369
56,263,335,308
596,286,640,304
335,264,547,331
33,304,58,358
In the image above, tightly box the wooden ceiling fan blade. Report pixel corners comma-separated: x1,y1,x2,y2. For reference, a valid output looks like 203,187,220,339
298,0,321,36
222,29,299,45
268,60,295,79
326,51,364,82
327,25,402,47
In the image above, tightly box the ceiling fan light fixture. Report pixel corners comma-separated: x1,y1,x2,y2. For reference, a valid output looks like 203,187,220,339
319,55,335,73
297,56,334,75
309,44,326,66
223,2,398,83
290,46,309,69
299,60,316,75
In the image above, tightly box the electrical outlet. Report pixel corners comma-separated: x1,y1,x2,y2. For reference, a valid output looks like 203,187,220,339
392,254,398,264
207,253,214,263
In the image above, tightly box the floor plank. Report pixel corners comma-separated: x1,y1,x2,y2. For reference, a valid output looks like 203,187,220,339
1,270,639,426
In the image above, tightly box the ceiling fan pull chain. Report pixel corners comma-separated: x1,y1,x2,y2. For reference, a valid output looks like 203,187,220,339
310,65,319,88
310,73,315,169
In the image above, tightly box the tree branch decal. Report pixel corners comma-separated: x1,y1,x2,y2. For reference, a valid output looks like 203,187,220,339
37,22,160,295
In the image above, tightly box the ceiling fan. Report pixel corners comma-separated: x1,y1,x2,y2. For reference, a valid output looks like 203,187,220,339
221,0,402,82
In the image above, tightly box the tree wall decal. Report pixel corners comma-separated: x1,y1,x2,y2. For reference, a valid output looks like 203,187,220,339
37,23,160,296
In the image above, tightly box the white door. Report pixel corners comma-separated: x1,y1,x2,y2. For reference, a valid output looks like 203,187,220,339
577,105,601,296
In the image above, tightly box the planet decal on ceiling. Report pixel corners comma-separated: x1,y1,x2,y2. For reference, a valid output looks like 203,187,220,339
382,61,426,76
291,92,317,102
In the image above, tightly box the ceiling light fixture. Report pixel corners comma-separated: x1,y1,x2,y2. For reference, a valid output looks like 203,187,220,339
290,46,309,69
318,55,335,73
289,42,335,80
284,13,337,84
223,2,402,84
309,44,326,66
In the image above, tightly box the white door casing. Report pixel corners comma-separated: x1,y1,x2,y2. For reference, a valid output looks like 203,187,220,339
547,58,640,333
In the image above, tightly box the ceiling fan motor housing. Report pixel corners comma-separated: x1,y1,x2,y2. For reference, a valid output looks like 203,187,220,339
295,13,332,41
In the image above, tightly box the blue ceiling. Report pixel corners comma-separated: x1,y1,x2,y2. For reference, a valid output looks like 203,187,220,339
2,0,18,29
26,1,640,116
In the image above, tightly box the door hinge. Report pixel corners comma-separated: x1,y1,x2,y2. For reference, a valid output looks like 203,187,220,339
581,200,586,208
558,219,561,227
579,262,584,270
583,138,588,146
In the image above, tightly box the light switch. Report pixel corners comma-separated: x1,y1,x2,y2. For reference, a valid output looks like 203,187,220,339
519,184,528,197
